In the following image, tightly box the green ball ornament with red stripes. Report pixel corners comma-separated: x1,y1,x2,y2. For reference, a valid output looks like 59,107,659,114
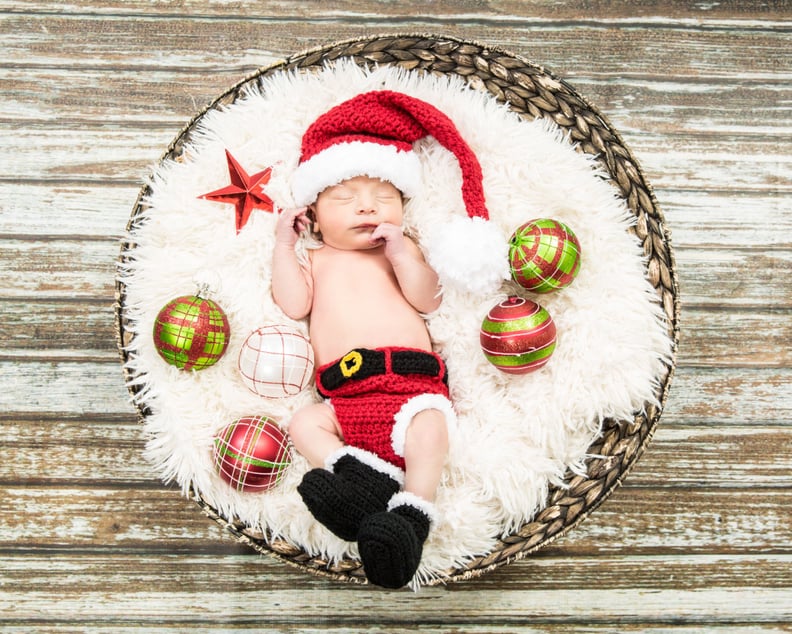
480,296,557,374
509,218,581,293
153,294,230,371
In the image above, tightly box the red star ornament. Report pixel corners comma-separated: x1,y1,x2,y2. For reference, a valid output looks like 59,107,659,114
199,150,275,233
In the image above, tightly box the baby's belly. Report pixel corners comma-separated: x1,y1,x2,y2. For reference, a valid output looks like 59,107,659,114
310,308,432,367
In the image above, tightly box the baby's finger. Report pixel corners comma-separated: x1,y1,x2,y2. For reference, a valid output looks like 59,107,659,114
369,227,389,246
370,222,394,239
277,207,302,226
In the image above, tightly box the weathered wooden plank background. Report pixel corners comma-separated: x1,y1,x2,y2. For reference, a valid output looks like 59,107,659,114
1,1,790,630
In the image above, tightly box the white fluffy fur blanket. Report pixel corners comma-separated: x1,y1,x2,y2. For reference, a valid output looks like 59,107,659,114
119,62,672,586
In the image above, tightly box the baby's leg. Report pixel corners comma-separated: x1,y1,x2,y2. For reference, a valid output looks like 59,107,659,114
287,402,343,468
292,402,402,542
357,408,447,588
403,408,449,502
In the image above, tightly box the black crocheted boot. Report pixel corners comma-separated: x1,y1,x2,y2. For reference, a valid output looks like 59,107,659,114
357,492,434,589
297,447,402,542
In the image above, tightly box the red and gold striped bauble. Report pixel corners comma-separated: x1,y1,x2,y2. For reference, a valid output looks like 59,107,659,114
153,295,230,371
509,219,581,293
213,416,292,492
480,296,557,374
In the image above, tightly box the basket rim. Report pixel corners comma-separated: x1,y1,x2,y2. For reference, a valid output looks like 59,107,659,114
114,32,680,586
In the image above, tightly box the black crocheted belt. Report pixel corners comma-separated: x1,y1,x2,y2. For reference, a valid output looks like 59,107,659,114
317,348,447,394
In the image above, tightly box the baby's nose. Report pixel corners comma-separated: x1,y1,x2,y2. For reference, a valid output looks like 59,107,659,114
356,195,378,213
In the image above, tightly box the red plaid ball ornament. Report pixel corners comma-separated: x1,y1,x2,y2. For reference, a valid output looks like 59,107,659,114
153,295,230,370
480,296,557,374
509,219,581,293
237,325,315,398
213,415,292,492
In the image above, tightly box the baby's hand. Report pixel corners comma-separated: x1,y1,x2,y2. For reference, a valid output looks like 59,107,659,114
371,222,441,312
370,222,408,261
275,207,310,247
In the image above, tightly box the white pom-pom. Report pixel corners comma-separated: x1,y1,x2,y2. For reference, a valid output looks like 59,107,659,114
425,216,510,296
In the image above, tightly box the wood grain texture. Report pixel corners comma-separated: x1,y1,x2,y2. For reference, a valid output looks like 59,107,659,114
1,0,790,630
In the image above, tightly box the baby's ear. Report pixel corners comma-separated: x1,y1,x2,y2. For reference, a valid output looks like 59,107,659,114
306,207,322,239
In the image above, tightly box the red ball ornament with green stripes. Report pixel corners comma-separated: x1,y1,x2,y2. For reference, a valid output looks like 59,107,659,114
153,295,230,371
509,218,581,293
480,296,557,374
213,416,292,492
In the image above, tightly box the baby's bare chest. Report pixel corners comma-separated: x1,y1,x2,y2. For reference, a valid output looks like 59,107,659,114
312,251,402,311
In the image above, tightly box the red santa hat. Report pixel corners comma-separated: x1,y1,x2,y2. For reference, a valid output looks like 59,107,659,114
291,90,509,295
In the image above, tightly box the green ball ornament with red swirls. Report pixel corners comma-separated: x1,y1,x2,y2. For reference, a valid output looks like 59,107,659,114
509,218,581,293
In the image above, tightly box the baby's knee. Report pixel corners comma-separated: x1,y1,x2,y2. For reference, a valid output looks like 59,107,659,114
406,409,449,450
286,409,310,442
288,403,338,442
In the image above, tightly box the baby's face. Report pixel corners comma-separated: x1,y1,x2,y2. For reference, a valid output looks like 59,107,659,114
311,175,404,250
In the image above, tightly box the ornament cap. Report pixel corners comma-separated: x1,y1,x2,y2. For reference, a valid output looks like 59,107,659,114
192,269,222,300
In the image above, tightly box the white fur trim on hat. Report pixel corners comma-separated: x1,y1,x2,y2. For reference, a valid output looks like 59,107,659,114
324,445,406,486
391,393,456,459
291,141,423,206
425,215,511,295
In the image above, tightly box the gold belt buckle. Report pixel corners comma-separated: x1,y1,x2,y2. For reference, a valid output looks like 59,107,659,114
340,350,363,378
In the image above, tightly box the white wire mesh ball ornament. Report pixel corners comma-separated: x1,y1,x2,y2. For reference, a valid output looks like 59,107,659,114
237,325,315,398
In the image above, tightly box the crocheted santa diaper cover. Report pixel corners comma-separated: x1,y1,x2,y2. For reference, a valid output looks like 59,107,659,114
316,347,456,470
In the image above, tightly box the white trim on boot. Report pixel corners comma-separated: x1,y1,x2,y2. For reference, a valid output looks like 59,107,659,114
387,491,438,526
324,445,405,486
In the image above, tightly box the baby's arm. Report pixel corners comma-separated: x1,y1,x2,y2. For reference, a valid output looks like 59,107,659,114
271,207,313,319
370,223,442,314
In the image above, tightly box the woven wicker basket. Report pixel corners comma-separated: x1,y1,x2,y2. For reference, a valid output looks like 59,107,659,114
116,34,680,585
